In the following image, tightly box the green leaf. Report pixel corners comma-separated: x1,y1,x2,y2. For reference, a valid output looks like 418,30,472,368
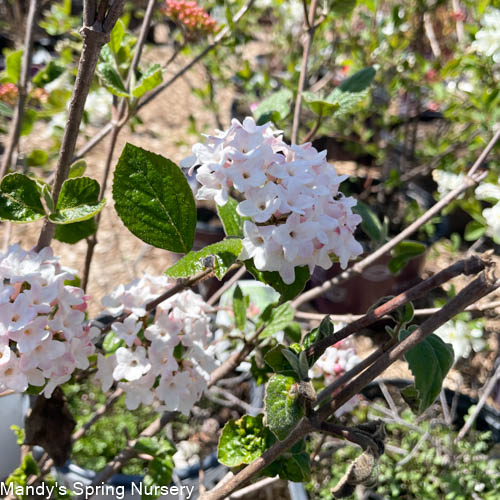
0,101,13,117
26,149,49,167
233,284,248,330
97,61,129,97
132,64,163,98
49,177,105,224
258,302,294,338
464,220,486,241
3,49,22,83
399,328,454,414
143,455,174,500
113,143,197,253
54,218,97,244
388,240,426,275
264,343,303,376
254,88,293,125
103,332,125,354
68,159,87,178
165,238,242,280
325,88,368,117
218,414,275,467
353,200,384,244
244,259,309,301
21,109,37,136
109,18,125,54
338,67,376,93
263,440,310,482
303,91,340,116
0,173,46,222
302,316,334,365
217,195,247,237
265,374,304,440
284,322,302,343
32,60,65,87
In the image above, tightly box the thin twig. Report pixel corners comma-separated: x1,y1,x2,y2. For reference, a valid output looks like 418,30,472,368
0,0,39,178
207,265,246,306
291,0,319,144
455,364,500,442
35,0,126,251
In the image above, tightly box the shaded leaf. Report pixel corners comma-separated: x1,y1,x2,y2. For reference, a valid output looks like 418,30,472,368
388,240,426,275
254,88,293,125
353,201,384,244
399,328,454,414
244,259,309,301
54,218,97,244
464,220,486,241
217,195,247,237
97,61,129,97
0,173,45,222
258,302,294,338
338,67,376,93
233,284,249,330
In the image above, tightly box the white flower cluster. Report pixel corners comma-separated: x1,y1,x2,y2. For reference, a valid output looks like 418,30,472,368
184,117,363,284
435,319,485,361
476,182,500,243
309,331,360,384
432,169,465,199
0,245,95,397
97,277,216,415
472,8,500,64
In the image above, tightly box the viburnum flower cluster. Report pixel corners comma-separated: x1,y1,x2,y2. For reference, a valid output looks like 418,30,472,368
0,83,18,105
183,117,363,284
0,245,95,397
97,276,216,415
163,0,217,36
435,319,485,361
309,334,360,384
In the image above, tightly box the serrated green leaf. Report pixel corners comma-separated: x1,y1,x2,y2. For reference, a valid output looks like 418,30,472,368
217,195,247,237
165,238,242,280
325,87,368,117
254,88,293,125
0,173,46,222
68,159,87,178
244,259,309,301
303,91,340,116
353,200,384,244
399,329,454,414
32,60,65,87
233,284,248,330
258,302,294,338
218,414,275,467
54,218,97,244
97,61,129,97
109,18,125,54
49,177,105,224
113,143,197,253
265,374,304,440
132,63,163,98
464,220,486,241
338,67,376,93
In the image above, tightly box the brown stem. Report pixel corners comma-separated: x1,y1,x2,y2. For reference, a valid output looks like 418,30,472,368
319,270,499,419
304,255,488,361
0,0,39,178
291,0,319,144
35,0,126,251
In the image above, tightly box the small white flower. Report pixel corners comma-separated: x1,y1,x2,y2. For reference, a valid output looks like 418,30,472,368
471,8,500,63
482,201,500,242
95,353,117,392
112,314,142,347
475,182,500,202
113,346,151,382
